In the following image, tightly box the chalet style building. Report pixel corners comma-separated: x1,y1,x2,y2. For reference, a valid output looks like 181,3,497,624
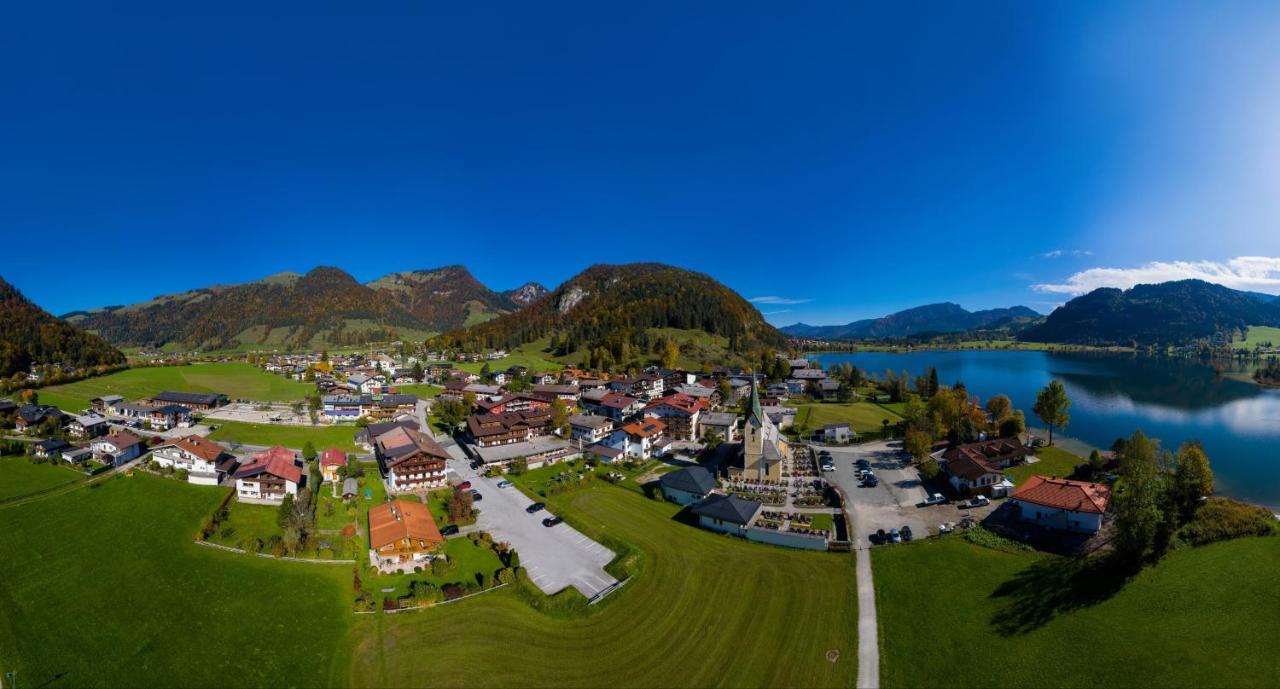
319,447,347,482
152,435,234,485
466,409,552,448
233,446,302,502
376,426,450,493
568,414,614,445
475,393,552,415
1010,475,1112,533
91,430,145,466
938,438,1027,496
368,499,444,572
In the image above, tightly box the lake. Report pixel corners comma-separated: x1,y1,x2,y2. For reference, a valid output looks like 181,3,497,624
810,350,1280,511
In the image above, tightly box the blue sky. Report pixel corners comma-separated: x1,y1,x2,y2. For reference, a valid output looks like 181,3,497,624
4,1,1280,325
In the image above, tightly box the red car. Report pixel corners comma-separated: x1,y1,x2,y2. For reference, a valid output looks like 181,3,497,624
455,481,472,491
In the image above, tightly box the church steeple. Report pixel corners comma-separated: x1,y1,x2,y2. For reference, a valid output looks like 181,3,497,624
746,372,764,427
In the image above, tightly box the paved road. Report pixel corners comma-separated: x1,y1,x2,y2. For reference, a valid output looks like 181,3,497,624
855,546,880,689
447,456,618,598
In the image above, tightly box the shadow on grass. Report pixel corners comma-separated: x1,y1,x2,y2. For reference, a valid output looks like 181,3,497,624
988,554,1137,636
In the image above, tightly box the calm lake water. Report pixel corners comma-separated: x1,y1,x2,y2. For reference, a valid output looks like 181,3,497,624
810,350,1280,511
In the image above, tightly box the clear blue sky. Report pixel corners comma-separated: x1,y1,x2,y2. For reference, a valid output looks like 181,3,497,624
4,1,1280,324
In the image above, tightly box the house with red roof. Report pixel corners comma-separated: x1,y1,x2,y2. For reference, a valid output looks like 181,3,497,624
643,392,711,441
1010,475,1112,533
938,438,1028,496
152,435,234,485
607,418,668,459
319,447,347,483
233,446,303,503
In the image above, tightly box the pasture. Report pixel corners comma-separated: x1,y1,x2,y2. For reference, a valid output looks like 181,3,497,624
36,363,312,412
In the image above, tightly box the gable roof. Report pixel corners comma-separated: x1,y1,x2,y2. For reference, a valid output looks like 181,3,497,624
1011,475,1111,514
157,435,226,462
150,391,226,406
622,418,666,438
659,466,718,496
691,493,761,525
377,426,450,464
98,430,142,451
645,392,709,416
234,446,302,483
368,499,444,550
320,447,347,467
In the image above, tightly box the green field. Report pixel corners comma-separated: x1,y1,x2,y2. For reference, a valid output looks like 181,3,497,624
0,474,352,687
1007,445,1083,485
452,340,566,376
787,401,904,434
0,456,83,502
873,535,1280,688
36,363,313,412
208,419,361,452
392,383,445,398
348,483,859,688
1235,325,1280,349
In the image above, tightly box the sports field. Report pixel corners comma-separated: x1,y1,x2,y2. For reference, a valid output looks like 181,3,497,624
208,419,362,452
36,363,312,412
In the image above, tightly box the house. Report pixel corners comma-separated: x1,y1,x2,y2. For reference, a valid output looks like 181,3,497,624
62,446,93,464
584,443,624,464
15,404,64,433
699,411,739,443
147,391,227,411
376,426,450,493
568,414,614,445
234,446,303,502
368,499,445,572
1010,475,1112,533
608,418,667,459
466,410,552,447
67,414,109,439
728,379,788,481
609,374,663,400
152,435,234,485
818,379,842,400
791,368,827,382
490,370,510,385
690,494,762,535
659,465,719,505
322,394,418,422
643,393,709,441
89,395,124,412
472,435,579,470
939,438,1028,496
33,438,71,459
147,404,193,431
815,423,854,444
91,430,145,466
475,393,551,415
583,392,644,422
355,416,420,450
319,448,347,482
530,384,580,403
0,399,17,417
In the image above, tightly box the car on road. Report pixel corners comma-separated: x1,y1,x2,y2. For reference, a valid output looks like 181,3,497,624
917,493,946,507
862,477,879,488
497,479,513,488
854,458,871,469
542,516,563,527
890,528,902,544
440,524,459,536
900,525,913,541
469,489,483,502
820,461,835,472
959,495,990,509
874,528,887,544
455,480,472,491
526,501,546,514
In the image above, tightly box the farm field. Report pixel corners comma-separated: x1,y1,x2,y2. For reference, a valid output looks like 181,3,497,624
873,535,1280,688
1235,325,1280,349
208,419,362,452
0,456,84,503
347,483,858,688
787,401,904,434
0,473,352,688
36,363,312,412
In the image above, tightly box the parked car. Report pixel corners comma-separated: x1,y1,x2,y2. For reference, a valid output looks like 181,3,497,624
821,462,835,472
526,502,546,514
542,516,563,527
855,459,871,469
440,524,459,536
497,479,513,488
900,525,913,542
889,528,902,544
455,480,472,491
469,490,483,502
938,522,954,534
917,493,946,507
862,476,879,488
874,528,887,544
959,495,990,509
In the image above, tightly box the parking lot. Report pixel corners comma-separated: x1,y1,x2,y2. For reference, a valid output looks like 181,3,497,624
441,440,619,599
202,402,312,426
818,439,998,546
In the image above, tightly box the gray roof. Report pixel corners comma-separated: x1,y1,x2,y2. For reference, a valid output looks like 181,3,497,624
659,466,718,496
701,412,738,427
822,423,851,431
691,493,761,525
151,391,226,405
342,477,359,495
569,414,612,429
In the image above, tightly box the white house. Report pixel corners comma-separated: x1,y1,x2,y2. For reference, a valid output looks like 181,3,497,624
568,414,614,445
1010,475,1112,533
152,435,231,485
233,446,302,503
91,430,145,466
606,418,667,459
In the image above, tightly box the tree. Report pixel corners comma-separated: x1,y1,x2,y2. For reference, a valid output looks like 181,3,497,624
1032,380,1071,445
448,489,474,522
549,400,570,436
277,494,296,528
836,383,854,403
509,456,529,475
998,410,1026,439
661,340,679,369
1114,430,1165,562
985,394,1013,424
411,362,424,382
904,430,932,464
717,379,733,409
927,367,940,398
302,441,317,461
1171,441,1213,520
1087,449,1106,478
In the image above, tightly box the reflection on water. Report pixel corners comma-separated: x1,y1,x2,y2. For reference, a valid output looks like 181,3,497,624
811,350,1280,510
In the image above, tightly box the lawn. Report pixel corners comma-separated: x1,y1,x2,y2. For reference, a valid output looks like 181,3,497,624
208,419,361,452
873,535,1280,688
453,340,565,375
36,362,313,412
0,456,83,503
1007,445,1083,485
367,537,505,599
1235,325,1280,349
347,483,859,688
0,474,352,688
788,400,904,434
393,383,445,398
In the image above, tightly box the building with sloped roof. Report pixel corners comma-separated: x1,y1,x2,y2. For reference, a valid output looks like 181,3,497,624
659,465,719,505
690,493,762,535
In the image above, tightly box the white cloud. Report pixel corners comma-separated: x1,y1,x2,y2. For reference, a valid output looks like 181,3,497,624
1033,256,1280,296
750,296,811,305
1039,249,1093,259
762,309,792,316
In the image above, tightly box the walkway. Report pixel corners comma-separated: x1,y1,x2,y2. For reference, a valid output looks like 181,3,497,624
855,544,880,689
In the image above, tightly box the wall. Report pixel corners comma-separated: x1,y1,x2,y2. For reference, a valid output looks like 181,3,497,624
744,526,829,551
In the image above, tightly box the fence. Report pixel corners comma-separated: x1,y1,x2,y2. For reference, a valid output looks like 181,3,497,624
745,526,829,551
194,539,356,564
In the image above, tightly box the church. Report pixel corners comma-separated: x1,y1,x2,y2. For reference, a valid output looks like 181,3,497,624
728,377,789,481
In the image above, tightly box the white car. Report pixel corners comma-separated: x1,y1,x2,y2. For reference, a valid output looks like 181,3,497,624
821,463,835,472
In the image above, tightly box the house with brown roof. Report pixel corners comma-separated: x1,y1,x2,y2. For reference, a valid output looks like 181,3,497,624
475,393,552,415
643,392,710,441
233,446,303,502
91,429,145,466
607,418,667,459
466,410,552,448
153,435,234,485
375,426,450,493
583,391,644,422
1010,475,1112,533
938,438,1027,496
368,498,444,572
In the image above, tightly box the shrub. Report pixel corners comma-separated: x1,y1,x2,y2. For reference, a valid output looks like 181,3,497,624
962,526,1032,553
239,536,263,553
1177,498,1279,546
175,469,189,481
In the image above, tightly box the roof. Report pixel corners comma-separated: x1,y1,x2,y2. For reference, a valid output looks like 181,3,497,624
822,423,851,431
598,392,641,410
150,391,225,406
377,426,450,464
622,418,666,438
320,447,347,466
691,493,761,525
342,477,359,495
645,392,708,416
158,435,226,462
99,430,143,451
473,436,574,464
568,413,612,430
585,443,623,459
1012,475,1112,514
746,377,764,428
37,438,71,452
150,404,191,415
942,439,1026,481
700,411,739,426
659,466,718,496
368,499,444,550
234,446,302,483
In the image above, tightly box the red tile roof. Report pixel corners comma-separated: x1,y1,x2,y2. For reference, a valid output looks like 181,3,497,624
234,446,302,483
162,434,225,462
368,499,443,550
320,447,347,467
645,392,709,415
622,418,667,438
1011,475,1111,514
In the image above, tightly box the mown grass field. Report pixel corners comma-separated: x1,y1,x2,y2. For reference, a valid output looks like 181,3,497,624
0,474,352,688
347,483,859,688
0,456,83,502
208,419,361,452
1235,325,1280,349
788,401,904,434
873,535,1280,688
36,363,312,412
1007,445,1083,485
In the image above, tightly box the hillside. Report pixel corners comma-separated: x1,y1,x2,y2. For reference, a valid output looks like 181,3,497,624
502,281,550,306
0,276,126,379
433,263,789,368
1020,280,1280,346
365,265,522,331
65,267,432,352
783,303,1041,340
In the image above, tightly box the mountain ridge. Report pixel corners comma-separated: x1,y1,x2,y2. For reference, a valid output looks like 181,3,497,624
1,276,126,379
781,303,1041,340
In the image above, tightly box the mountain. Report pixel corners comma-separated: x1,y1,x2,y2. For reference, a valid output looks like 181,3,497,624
365,265,521,331
65,267,433,351
781,303,1041,340
434,263,788,366
1020,280,1280,345
503,282,550,306
1238,289,1280,303
1,276,126,378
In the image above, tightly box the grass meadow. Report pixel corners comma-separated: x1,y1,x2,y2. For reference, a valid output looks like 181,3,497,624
36,363,312,412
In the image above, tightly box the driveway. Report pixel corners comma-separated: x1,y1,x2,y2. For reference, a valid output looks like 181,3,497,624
440,438,619,599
